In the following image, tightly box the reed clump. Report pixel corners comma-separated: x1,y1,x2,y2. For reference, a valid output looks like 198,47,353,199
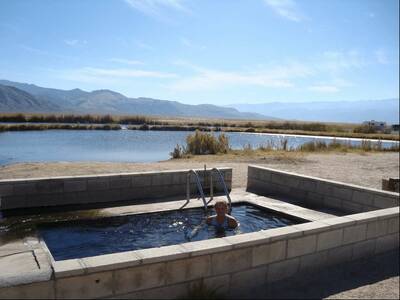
170,130,230,158
0,124,121,131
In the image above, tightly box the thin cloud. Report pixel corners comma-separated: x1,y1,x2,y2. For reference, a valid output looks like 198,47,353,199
124,0,190,19
375,49,389,65
64,39,88,47
109,58,143,65
264,0,306,22
308,85,340,93
135,41,154,51
180,37,206,50
168,62,313,92
59,67,178,84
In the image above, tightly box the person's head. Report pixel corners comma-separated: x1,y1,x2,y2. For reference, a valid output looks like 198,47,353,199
214,200,228,216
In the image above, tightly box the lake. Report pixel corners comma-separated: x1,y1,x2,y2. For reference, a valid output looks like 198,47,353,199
0,130,398,165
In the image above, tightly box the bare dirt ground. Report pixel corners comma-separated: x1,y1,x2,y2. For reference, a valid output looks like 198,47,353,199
0,151,399,299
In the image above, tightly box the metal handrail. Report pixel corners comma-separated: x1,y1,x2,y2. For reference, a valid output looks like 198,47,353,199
180,169,208,211
209,167,232,213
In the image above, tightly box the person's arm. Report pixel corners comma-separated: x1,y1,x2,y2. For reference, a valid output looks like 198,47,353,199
227,215,238,228
206,215,213,225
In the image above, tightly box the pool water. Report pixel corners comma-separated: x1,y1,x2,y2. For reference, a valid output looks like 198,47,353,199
39,203,304,261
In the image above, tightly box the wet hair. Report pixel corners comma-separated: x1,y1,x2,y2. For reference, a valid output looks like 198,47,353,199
214,199,228,208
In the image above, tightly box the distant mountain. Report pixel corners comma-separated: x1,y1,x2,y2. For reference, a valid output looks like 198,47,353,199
229,99,400,124
0,84,60,112
0,80,271,120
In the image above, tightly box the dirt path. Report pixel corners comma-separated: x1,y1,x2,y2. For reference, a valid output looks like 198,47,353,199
1,152,398,190
0,152,399,299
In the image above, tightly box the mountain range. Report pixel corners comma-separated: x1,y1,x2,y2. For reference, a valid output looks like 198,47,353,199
0,79,398,123
229,99,399,124
0,80,268,120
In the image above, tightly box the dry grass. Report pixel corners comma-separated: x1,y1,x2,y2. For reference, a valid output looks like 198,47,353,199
0,112,398,140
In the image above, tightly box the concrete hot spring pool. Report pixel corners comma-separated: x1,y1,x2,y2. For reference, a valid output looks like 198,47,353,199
0,166,398,299
39,202,304,261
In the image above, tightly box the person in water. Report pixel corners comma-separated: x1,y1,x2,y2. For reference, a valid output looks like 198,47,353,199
206,199,238,230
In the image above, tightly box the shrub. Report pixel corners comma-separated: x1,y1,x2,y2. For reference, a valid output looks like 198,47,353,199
353,124,377,134
170,130,230,158
170,144,185,158
186,130,230,155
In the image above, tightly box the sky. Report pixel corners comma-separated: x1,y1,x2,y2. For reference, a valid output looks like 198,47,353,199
0,0,399,105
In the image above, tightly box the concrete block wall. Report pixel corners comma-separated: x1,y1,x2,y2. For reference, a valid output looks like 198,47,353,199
0,207,397,299
247,165,399,214
0,168,232,210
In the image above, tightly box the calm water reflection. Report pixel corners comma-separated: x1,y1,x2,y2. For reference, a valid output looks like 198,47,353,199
0,130,397,165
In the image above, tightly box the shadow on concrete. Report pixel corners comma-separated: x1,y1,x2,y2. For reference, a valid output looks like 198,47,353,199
237,250,399,299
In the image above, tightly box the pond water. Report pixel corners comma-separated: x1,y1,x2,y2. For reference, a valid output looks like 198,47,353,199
0,130,397,165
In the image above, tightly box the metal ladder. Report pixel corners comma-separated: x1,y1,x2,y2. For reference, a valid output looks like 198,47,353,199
209,167,232,213
180,169,208,211
180,167,231,213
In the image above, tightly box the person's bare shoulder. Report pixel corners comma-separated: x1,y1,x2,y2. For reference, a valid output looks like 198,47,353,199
206,215,215,224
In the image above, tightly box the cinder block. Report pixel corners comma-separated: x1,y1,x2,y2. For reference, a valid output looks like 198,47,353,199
0,280,55,299
27,193,64,207
366,220,388,239
55,271,113,299
35,180,64,194
0,195,26,209
64,180,87,192
12,182,36,195
326,244,353,266
165,255,211,284
306,192,324,207
82,251,142,274
211,248,252,275
283,176,301,189
0,184,13,196
230,266,268,293
152,174,173,186
289,188,307,200
87,179,109,191
88,189,121,203
252,240,286,267
323,196,342,211
287,235,317,258
317,229,343,251
135,282,189,300
342,201,364,213
270,173,287,185
315,181,334,195
53,259,85,278
203,275,230,296
222,231,269,249
180,238,232,257
387,217,399,234
62,191,89,205
373,195,398,209
332,186,353,201
172,173,186,185
375,234,400,254
299,179,317,192
352,239,376,260
267,257,300,282
343,224,367,245
299,251,328,272
114,263,166,294
352,190,374,206
109,178,131,189
132,175,152,187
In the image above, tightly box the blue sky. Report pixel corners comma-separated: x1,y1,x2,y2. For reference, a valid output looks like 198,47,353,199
0,0,398,105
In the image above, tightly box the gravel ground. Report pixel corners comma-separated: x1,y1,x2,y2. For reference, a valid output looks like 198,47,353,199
0,151,399,299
